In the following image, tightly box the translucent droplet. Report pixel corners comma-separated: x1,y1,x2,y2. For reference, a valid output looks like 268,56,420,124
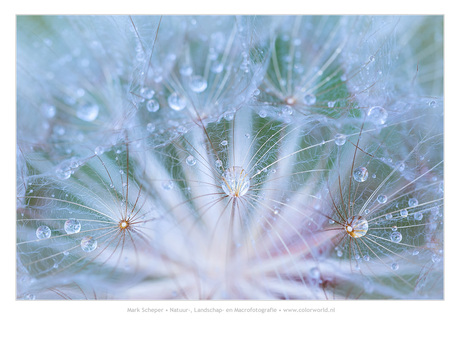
391,262,399,270
377,195,387,204
400,209,408,218
179,65,193,76
408,198,419,207
64,218,81,234
369,55,375,62
363,255,370,261
334,133,346,146
414,212,423,221
168,93,187,111
189,76,207,93
367,106,388,125
303,93,316,105
146,99,160,112
41,103,56,118
224,111,235,121
36,225,51,239
211,62,224,73
353,167,369,183
186,155,196,166
220,140,228,146
140,87,155,99
221,166,250,197
23,293,36,300
429,100,436,108
56,165,72,180
327,101,335,108
215,159,223,168
282,105,293,115
390,231,402,243
336,249,343,257
162,181,173,190
391,226,398,231
80,236,97,252
94,146,104,156
147,123,156,133
258,110,268,118
345,216,368,238
309,267,321,280
77,104,99,122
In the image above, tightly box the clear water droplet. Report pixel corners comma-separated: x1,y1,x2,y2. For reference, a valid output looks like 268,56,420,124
334,133,346,146
162,181,173,190
211,62,224,73
221,166,250,197
390,231,402,243
309,267,321,280
77,103,99,122
345,216,368,238
414,212,423,221
429,100,437,108
94,146,104,155
55,164,72,180
377,195,387,204
220,140,228,146
168,93,187,111
215,160,223,168
186,155,196,166
146,99,160,112
189,76,207,93
391,226,398,231
367,106,388,125
80,236,97,252
353,167,369,182
369,55,375,62
179,65,193,76
391,262,399,270
327,101,335,108
36,225,51,239
64,218,81,234
140,87,154,99
147,123,156,133
363,255,370,261
408,198,419,207
303,93,316,105
258,110,268,118
400,209,408,218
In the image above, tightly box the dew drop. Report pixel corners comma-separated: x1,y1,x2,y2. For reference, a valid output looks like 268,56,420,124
334,133,346,146
429,100,437,108
55,164,72,180
367,106,388,125
221,166,250,197
162,181,173,190
353,167,369,183
336,249,343,257
140,87,155,99
215,159,223,168
303,93,316,105
377,195,387,204
363,255,370,261
220,140,228,146
146,99,160,112
391,262,399,270
309,267,321,280
36,225,51,239
77,103,99,122
408,198,419,207
258,110,268,118
391,226,398,231
189,76,207,93
94,146,104,156
327,101,335,108
64,218,81,234
168,93,187,111
80,236,97,252
147,123,156,133
211,62,224,73
179,65,193,76
414,212,423,221
23,293,36,300
369,55,375,62
400,209,408,218
390,231,402,243
186,155,196,166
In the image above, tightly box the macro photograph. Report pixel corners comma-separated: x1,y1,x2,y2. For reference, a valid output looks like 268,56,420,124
16,15,444,301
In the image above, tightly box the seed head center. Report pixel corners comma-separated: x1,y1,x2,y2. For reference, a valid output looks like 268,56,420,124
119,220,130,230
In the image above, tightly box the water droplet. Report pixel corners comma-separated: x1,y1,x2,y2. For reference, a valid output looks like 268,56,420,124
431,253,441,263
64,218,81,234
363,255,370,261
94,146,104,156
391,226,398,231
400,209,408,218
180,65,193,76
408,198,419,207
80,236,97,252
211,62,223,73
258,110,268,118
303,93,316,105
282,105,293,115
309,267,321,280
377,195,387,204
224,111,235,121
168,93,187,111
429,100,437,108
369,55,375,62
367,106,388,125
41,103,56,118
36,225,51,239
390,231,402,243
327,101,335,108
220,140,228,146
23,293,36,300
189,76,207,93
336,249,343,257
334,133,346,146
221,166,250,197
55,164,72,180
186,155,196,166
146,99,160,112
391,262,399,270
412,250,419,256
353,167,369,182
414,212,423,221
147,123,156,133
345,216,368,238
215,159,223,168
140,87,154,99
162,181,173,190
77,103,99,122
